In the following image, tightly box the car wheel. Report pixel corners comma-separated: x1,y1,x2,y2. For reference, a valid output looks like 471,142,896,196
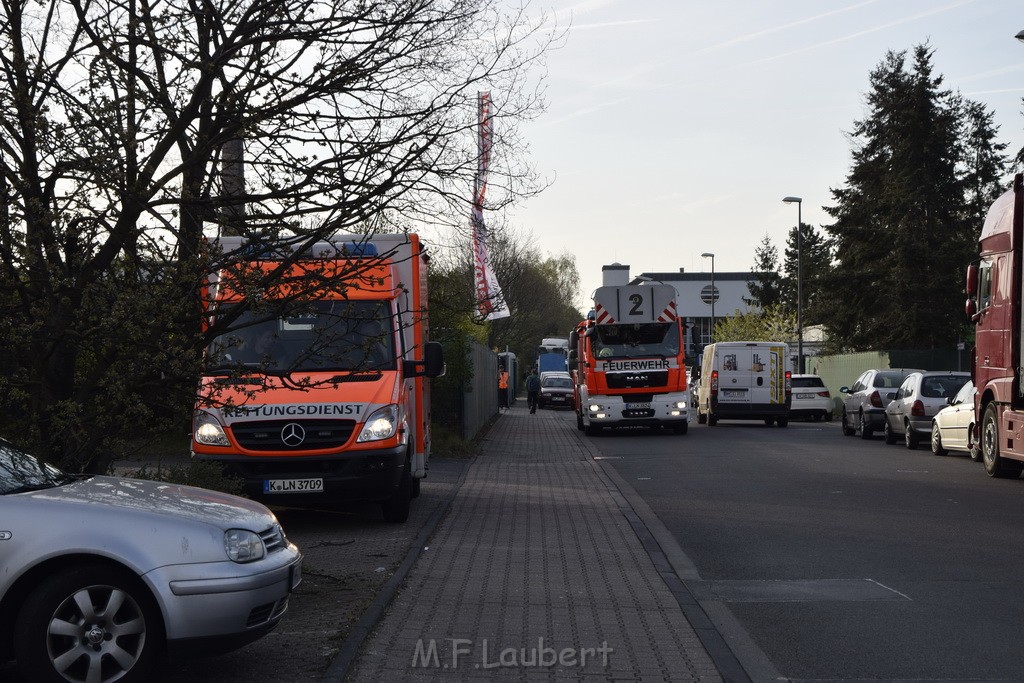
904,421,918,449
16,563,163,683
576,410,585,431
982,403,1023,478
841,409,855,436
859,411,873,439
930,422,947,456
776,417,788,428
697,412,707,425
584,423,602,436
764,417,775,426
883,419,897,445
411,476,422,499
708,413,718,426
382,457,412,523
969,431,982,462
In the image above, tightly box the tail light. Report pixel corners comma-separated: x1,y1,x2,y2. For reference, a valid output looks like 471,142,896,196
870,390,883,408
818,390,831,398
911,399,925,417
784,371,792,396
710,370,719,393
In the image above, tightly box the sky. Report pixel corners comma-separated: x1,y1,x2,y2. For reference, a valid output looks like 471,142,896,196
502,0,1024,311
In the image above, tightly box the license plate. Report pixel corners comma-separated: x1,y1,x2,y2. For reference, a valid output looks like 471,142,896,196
290,563,302,591
626,402,651,410
722,389,746,397
551,396,566,402
264,478,324,494
797,393,815,399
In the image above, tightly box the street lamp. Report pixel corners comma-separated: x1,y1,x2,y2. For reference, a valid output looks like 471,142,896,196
701,252,715,344
782,196,803,373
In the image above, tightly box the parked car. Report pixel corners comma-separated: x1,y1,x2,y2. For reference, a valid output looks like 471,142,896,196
930,380,980,459
0,438,303,683
882,371,971,449
840,368,924,439
538,373,574,409
790,374,833,421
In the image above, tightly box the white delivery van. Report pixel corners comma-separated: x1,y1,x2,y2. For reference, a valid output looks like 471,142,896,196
696,341,792,427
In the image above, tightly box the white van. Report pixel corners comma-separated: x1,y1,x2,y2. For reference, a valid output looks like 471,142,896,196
696,341,792,427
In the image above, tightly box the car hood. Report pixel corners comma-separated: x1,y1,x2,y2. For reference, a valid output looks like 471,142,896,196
23,475,275,531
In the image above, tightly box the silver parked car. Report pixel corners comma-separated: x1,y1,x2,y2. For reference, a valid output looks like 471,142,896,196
840,368,924,439
930,380,979,459
0,438,302,683
882,371,971,449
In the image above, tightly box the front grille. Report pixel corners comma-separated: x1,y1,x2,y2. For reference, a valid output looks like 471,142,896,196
232,419,356,451
621,408,656,418
260,524,287,553
606,371,668,389
246,596,289,627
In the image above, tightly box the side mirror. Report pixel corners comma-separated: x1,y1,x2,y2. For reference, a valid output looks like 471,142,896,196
839,386,850,394
965,298,978,321
403,341,445,378
965,264,978,297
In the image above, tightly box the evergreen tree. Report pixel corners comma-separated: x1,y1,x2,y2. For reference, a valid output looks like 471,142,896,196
780,223,831,325
744,234,782,310
820,43,1002,351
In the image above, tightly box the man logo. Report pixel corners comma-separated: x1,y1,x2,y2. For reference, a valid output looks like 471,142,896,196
281,423,306,447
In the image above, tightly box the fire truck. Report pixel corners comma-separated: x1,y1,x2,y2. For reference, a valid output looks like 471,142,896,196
192,234,444,521
967,172,1024,478
569,284,689,435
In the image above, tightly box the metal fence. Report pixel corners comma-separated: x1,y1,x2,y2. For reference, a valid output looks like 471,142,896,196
460,339,499,441
810,348,967,417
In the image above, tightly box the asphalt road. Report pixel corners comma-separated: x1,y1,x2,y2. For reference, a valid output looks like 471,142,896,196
582,412,1024,681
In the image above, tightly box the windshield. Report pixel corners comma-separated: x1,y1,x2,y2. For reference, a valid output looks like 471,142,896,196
543,376,574,389
0,440,68,494
207,300,396,373
591,323,679,359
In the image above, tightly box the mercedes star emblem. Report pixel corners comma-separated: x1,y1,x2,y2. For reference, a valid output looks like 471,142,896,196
281,422,306,447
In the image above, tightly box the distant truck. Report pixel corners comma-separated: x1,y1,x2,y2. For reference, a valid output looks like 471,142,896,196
192,234,444,522
696,341,792,427
966,172,1024,478
536,337,569,375
570,284,689,435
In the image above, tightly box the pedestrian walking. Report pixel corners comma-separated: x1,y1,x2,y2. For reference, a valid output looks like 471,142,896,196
498,369,509,410
525,369,541,414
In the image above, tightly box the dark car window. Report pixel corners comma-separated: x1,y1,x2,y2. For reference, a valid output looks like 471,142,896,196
0,440,66,494
921,376,969,399
874,372,908,388
543,377,573,389
792,377,825,389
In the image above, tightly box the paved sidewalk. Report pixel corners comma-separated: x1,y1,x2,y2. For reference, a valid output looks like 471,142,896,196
345,402,725,681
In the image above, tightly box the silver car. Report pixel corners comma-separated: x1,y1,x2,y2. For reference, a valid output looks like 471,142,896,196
0,438,302,683
840,368,924,439
882,371,971,449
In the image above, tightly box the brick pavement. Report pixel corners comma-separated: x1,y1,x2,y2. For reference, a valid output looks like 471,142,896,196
344,402,724,681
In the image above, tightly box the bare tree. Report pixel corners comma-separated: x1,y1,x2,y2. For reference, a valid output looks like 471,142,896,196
0,0,558,470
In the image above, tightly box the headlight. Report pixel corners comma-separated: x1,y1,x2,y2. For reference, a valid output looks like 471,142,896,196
357,405,399,442
194,411,229,446
589,404,601,412
674,401,688,409
224,529,266,563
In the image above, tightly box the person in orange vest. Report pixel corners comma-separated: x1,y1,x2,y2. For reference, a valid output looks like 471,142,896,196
498,369,509,410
